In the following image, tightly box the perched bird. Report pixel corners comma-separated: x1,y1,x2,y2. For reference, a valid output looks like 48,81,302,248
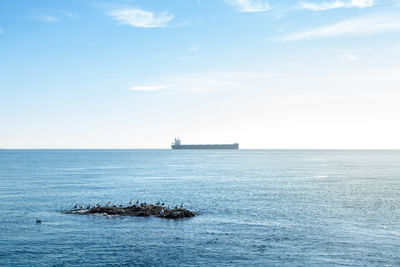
36,218,42,224
119,203,123,208
172,211,180,216
107,202,111,207
160,209,164,216
80,205,84,209
74,204,79,209
166,205,171,211
156,201,160,205
136,200,140,204
175,205,179,209
86,205,91,209
180,203,184,208
129,200,133,205
161,202,165,206
112,204,117,208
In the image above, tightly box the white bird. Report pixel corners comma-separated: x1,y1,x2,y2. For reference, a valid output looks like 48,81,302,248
160,209,164,216
175,205,179,209
107,202,111,207
80,205,84,209
74,204,79,209
166,205,171,211
180,203,184,208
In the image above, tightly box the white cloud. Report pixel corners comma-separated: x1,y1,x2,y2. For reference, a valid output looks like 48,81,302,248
338,53,357,60
130,86,165,91
32,9,78,22
34,15,59,22
188,44,200,52
136,72,274,93
281,13,400,41
109,8,173,28
300,0,373,11
56,10,79,20
226,0,271,12
178,55,196,62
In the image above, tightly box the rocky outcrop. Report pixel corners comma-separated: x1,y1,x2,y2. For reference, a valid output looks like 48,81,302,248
62,205,195,219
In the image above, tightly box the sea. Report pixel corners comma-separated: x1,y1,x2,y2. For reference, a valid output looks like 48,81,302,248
0,149,399,266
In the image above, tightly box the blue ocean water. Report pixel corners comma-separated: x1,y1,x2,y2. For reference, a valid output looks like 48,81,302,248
0,149,399,266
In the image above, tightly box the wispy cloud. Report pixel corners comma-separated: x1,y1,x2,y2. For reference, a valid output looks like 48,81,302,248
299,0,374,11
132,72,274,93
281,13,400,41
178,55,196,62
32,9,78,23
34,15,59,22
226,0,271,12
109,8,173,28
130,86,165,91
338,53,357,61
55,9,79,20
188,44,200,52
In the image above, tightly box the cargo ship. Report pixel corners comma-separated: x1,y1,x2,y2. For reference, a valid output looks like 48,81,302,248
171,138,239,150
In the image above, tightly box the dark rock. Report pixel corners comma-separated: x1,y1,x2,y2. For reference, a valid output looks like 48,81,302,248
61,205,195,219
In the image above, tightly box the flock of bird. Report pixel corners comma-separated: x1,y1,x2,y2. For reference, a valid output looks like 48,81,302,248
35,200,186,224
72,200,185,211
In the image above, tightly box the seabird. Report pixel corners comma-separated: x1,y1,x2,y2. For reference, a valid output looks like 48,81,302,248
172,211,180,216
119,204,123,208
36,218,42,224
161,202,165,206
86,205,91,209
74,204,79,209
129,200,133,205
112,204,117,208
180,203,184,208
175,205,179,209
160,209,164,216
156,201,160,205
107,202,111,207
136,200,140,204
166,205,171,211
80,204,84,209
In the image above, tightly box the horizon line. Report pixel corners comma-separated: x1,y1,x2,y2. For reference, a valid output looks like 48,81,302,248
1,148,400,151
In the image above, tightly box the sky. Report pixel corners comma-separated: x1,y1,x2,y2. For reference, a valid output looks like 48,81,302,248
1,0,400,149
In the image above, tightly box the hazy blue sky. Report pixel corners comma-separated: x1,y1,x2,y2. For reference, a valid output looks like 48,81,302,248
1,0,400,148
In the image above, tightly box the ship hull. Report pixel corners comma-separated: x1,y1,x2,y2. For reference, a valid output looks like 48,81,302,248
171,144,239,150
